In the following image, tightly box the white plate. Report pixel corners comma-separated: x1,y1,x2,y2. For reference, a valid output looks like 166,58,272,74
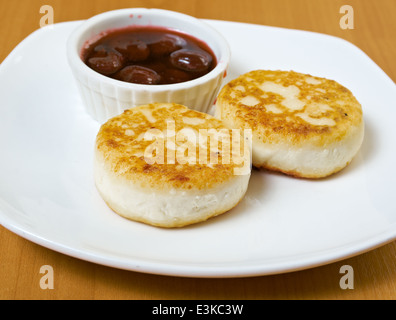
1,19,396,278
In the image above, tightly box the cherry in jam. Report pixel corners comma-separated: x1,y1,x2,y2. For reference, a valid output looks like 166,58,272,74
82,26,217,85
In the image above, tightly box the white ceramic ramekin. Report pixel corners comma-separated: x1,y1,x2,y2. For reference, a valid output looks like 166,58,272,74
66,8,230,123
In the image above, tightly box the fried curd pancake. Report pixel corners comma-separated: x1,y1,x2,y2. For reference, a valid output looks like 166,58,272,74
215,70,364,178
94,103,251,228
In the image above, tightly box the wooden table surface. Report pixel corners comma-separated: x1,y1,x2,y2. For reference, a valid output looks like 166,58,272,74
1,0,395,300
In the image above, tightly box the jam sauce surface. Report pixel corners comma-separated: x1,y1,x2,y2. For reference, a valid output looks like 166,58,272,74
82,26,217,85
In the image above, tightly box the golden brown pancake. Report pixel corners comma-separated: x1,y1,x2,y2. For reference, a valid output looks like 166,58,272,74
94,103,251,227
215,70,364,178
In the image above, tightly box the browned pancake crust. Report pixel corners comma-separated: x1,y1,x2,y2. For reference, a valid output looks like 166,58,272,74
95,103,247,190
216,70,363,147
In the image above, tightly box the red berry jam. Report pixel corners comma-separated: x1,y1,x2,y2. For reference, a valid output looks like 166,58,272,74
81,26,217,85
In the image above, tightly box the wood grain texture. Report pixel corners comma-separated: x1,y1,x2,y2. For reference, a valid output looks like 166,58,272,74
1,0,395,300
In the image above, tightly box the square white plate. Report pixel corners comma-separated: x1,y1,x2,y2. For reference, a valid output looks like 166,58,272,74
0,19,396,278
